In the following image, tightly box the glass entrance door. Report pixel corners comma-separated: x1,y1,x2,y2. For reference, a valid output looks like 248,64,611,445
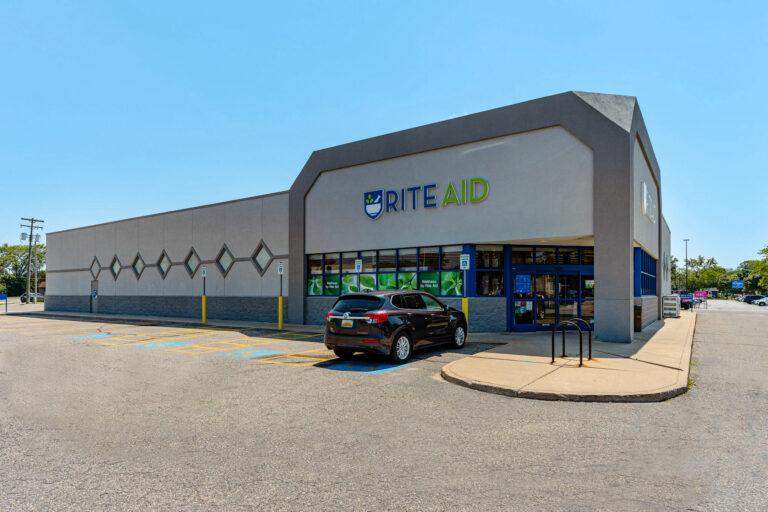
512,273,535,330
581,274,594,327
535,273,556,329
558,273,580,324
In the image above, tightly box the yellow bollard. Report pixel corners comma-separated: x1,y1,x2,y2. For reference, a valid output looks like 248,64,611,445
462,297,469,327
201,295,207,324
278,295,284,330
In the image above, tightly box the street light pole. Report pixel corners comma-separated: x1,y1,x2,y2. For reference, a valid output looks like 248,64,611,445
683,238,690,291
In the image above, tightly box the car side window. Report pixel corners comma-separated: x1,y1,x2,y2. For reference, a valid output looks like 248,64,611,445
391,295,405,308
403,294,425,309
421,295,444,311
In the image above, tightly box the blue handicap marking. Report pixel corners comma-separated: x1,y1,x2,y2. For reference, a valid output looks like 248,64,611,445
136,340,193,349
216,348,282,359
323,360,410,375
65,333,114,341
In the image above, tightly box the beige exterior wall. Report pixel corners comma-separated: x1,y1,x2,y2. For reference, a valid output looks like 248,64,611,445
46,193,289,297
305,127,594,254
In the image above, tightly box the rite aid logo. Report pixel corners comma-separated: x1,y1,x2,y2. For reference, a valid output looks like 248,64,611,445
364,190,384,220
364,178,489,221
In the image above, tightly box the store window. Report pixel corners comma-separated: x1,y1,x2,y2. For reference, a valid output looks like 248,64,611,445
398,248,418,271
308,254,322,275
476,245,503,296
378,250,396,271
534,247,556,265
557,248,579,265
307,245,466,298
511,247,533,264
341,252,358,273
476,245,503,269
419,247,439,271
324,253,340,274
361,251,376,272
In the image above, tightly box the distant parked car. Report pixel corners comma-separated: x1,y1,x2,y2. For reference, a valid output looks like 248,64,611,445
742,295,765,305
20,292,45,303
753,297,768,307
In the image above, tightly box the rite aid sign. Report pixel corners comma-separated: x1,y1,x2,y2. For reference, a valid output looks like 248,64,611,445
364,178,489,220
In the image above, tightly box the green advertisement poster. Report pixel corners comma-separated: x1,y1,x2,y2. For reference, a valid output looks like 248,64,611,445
441,271,463,296
378,272,397,290
419,271,440,295
397,272,417,290
324,274,340,296
341,274,359,294
359,273,376,292
307,275,323,296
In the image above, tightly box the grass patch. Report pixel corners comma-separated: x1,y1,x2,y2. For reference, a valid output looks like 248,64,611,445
688,375,696,389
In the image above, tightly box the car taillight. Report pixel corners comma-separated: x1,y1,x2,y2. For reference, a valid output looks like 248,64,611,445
365,311,389,324
325,311,334,321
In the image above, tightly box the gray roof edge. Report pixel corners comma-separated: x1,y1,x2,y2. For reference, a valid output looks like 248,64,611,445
47,189,289,236
572,91,637,132
305,91,577,162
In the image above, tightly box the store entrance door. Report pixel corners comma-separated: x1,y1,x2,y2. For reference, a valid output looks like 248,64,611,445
534,273,557,329
508,270,593,331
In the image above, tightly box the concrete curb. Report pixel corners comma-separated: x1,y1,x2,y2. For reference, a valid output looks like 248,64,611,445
441,313,697,403
440,365,688,403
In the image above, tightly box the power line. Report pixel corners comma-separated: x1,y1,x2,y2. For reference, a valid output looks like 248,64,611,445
20,217,44,304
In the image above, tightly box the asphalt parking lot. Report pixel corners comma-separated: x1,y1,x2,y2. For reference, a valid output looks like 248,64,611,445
1,300,767,511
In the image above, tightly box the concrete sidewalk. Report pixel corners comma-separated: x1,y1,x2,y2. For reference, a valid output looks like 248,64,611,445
11,309,324,333
442,312,697,402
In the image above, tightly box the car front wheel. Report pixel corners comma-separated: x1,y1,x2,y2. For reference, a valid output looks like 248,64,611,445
451,324,467,348
390,333,412,363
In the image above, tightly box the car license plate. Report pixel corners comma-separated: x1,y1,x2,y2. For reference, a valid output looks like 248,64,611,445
341,319,354,328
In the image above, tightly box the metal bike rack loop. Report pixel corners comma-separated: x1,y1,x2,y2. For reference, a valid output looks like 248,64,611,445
550,318,592,367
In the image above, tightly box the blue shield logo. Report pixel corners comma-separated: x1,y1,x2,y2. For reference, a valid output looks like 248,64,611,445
363,190,383,220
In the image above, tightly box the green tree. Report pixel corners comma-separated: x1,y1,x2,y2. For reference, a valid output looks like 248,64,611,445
0,244,46,296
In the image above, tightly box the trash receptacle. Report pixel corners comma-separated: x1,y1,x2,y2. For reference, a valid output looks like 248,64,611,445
634,304,642,332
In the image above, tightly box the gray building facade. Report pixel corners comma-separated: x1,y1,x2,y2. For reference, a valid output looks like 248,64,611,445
46,91,671,342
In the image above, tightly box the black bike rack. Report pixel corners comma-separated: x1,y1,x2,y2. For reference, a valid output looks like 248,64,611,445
550,318,592,367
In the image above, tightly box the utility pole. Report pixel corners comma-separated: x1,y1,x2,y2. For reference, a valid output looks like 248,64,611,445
683,238,690,291
20,217,44,305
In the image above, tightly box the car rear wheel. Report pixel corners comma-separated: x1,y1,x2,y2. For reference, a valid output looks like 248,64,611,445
333,348,355,359
390,333,412,363
451,324,467,348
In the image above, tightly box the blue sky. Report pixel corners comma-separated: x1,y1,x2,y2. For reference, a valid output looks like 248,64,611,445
1,1,766,268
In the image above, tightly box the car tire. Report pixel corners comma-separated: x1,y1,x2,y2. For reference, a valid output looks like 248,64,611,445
333,348,355,359
389,332,412,363
451,324,467,348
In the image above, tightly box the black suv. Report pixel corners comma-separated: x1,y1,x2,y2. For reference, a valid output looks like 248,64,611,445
324,291,468,363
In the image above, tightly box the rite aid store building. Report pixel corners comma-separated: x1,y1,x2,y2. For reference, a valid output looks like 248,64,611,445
46,91,671,342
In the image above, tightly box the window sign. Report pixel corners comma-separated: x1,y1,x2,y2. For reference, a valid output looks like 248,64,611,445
323,274,340,296
441,271,463,296
515,274,532,295
307,275,323,296
378,272,397,290
397,272,417,290
354,259,363,273
419,271,440,295
341,274,359,294
584,279,595,289
359,274,376,292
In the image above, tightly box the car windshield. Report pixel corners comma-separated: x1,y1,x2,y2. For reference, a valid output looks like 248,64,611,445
333,296,384,314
